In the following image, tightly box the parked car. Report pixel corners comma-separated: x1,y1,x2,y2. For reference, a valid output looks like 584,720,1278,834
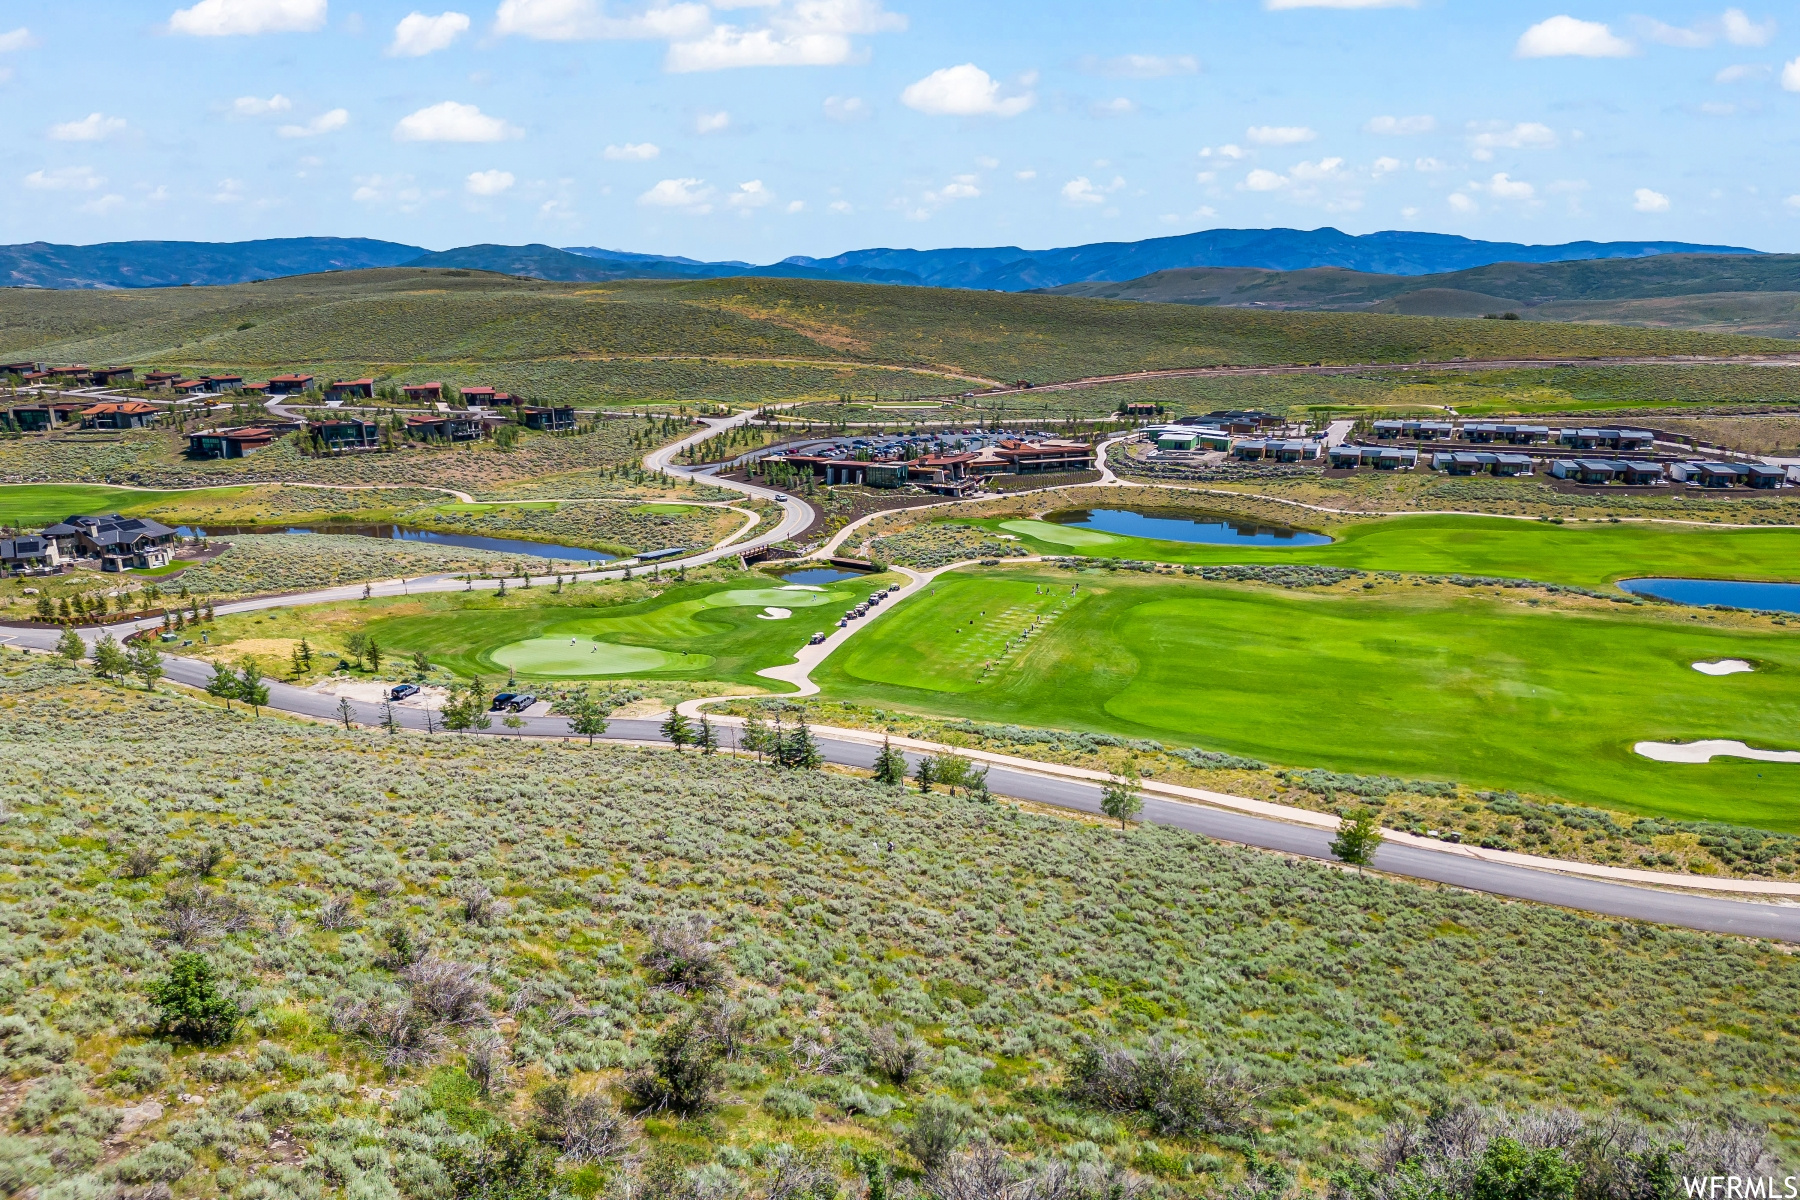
489,692,517,712
506,693,538,713
389,683,419,701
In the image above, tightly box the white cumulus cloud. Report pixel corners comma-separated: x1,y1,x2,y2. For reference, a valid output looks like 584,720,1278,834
823,95,869,121
168,0,327,36
465,169,514,195
233,94,293,115
1078,53,1197,78
1246,124,1316,145
695,110,731,133
1637,8,1774,49
49,113,127,142
394,101,519,142
1243,168,1287,191
1448,192,1478,213
604,142,660,160
1515,15,1633,58
24,166,104,190
901,64,1034,118
667,1,904,71
1714,62,1768,82
728,179,773,208
1467,120,1557,161
1485,172,1535,200
1633,186,1670,212
278,108,348,137
1783,56,1800,90
1364,114,1435,135
1091,97,1136,118
639,177,714,212
388,11,470,56
1061,175,1122,205
0,28,38,53
493,0,710,40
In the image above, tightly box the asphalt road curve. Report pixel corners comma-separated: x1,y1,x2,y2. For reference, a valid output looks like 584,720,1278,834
137,655,1800,942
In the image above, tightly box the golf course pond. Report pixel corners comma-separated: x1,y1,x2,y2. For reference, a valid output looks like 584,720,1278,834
1043,507,1333,547
178,523,618,564
1618,578,1800,615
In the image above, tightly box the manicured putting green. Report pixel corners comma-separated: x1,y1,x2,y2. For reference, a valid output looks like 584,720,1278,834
491,637,697,676
817,568,1800,830
700,587,838,610
976,513,1800,589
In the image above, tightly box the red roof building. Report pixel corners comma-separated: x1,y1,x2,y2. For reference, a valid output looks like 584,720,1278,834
79,401,159,430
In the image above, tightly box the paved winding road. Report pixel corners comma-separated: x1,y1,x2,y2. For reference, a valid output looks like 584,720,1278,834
8,405,1800,939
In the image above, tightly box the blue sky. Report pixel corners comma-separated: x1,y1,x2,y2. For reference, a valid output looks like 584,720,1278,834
3,0,1797,258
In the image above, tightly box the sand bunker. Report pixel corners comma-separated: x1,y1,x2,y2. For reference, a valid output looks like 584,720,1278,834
758,607,793,620
1634,739,1800,764
778,584,825,592
1692,659,1754,676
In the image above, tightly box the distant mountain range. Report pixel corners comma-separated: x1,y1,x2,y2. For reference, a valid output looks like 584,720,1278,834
0,228,1761,292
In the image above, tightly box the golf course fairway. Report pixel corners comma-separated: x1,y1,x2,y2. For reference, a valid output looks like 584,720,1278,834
974,512,1800,589
350,575,889,686
0,483,253,526
815,567,1800,829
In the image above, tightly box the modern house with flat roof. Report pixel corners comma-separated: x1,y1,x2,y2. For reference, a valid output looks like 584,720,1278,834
89,367,135,385
6,401,88,431
402,383,444,402
308,418,382,453
267,373,315,395
1156,431,1199,451
519,405,575,431
326,378,375,401
188,426,283,459
405,414,487,442
1746,464,1787,489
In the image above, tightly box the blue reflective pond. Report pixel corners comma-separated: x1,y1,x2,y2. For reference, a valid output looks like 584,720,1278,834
773,567,868,585
177,523,616,563
1618,578,1800,615
1047,507,1333,547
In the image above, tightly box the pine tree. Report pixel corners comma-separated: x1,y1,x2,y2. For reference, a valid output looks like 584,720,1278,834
913,755,936,794
55,626,84,662
696,715,718,755
206,661,239,709
779,715,822,770
92,632,129,681
128,639,164,691
237,663,269,716
872,737,908,787
661,709,693,751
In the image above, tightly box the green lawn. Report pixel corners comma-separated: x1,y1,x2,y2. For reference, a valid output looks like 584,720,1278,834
978,512,1800,589
0,483,251,527
362,575,891,687
816,568,1800,829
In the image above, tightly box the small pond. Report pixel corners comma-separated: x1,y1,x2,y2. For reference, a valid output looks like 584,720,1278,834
771,566,869,585
177,523,617,564
1046,507,1333,547
1618,577,1800,615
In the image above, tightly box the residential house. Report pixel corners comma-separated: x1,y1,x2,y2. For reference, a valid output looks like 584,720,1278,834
1491,453,1534,477
402,382,444,402
40,514,179,571
267,373,315,395
519,405,575,431
458,385,498,405
1746,464,1787,490
1231,440,1269,461
78,401,158,429
308,418,382,453
0,536,60,574
1327,444,1364,468
1,361,41,377
405,413,485,441
201,374,244,392
171,379,208,395
141,370,182,388
48,365,92,384
1618,461,1666,485
188,426,283,459
6,402,87,431
88,367,135,386
1375,448,1417,470
1271,439,1320,463
326,378,375,401
1669,461,1749,488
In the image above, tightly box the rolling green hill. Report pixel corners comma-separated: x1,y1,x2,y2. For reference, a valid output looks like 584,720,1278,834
1,269,1795,396
1044,254,1800,338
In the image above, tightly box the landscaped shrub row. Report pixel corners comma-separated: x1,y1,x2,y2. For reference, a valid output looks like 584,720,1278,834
172,534,525,596
1,656,1795,1196
937,718,1168,757
1277,768,1458,801
867,525,1033,568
